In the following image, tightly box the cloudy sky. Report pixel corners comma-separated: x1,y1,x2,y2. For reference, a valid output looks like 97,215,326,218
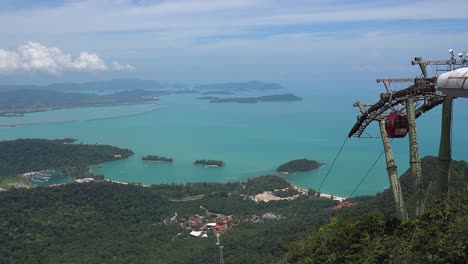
1,0,468,85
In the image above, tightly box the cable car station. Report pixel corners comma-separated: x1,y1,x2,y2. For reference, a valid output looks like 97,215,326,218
348,50,468,221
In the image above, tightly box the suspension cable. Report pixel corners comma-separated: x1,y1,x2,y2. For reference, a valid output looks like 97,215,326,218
317,137,349,193
348,148,385,199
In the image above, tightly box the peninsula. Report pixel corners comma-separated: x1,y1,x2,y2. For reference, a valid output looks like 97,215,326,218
210,93,302,104
276,159,322,174
142,155,173,163
0,89,164,116
0,138,133,189
193,160,224,167
0,88,200,116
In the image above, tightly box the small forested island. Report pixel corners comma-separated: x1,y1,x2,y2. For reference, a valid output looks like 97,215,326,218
210,93,302,103
142,155,173,163
277,159,322,174
196,96,219,100
194,160,224,167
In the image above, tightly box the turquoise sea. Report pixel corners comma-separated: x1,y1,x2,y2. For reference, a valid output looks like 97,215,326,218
1,89,467,197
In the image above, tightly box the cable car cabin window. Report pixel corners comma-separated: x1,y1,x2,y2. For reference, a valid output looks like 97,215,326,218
395,115,408,128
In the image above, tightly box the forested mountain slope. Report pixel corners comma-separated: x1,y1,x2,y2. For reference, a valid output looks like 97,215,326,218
0,138,133,178
286,191,468,264
1,144,467,263
286,156,468,264
0,177,334,264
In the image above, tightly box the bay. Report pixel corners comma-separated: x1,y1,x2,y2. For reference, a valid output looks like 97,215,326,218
1,89,467,197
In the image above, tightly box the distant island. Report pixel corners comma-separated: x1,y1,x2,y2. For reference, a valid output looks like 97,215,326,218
196,96,220,100
0,80,288,115
202,91,234,95
195,81,283,91
0,79,187,92
171,90,200,94
0,88,207,116
0,89,166,116
194,160,224,167
0,80,281,93
142,155,173,163
277,159,322,174
210,93,302,104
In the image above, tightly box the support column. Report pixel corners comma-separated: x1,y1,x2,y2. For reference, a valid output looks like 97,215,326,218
437,97,453,197
407,98,424,216
219,245,224,264
379,120,409,221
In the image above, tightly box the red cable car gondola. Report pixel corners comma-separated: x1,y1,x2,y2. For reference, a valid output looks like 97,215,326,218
385,113,409,138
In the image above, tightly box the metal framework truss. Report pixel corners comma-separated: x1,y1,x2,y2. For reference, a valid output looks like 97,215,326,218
348,80,443,138
348,51,468,138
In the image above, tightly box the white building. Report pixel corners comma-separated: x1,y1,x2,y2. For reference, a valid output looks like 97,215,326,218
189,231,203,237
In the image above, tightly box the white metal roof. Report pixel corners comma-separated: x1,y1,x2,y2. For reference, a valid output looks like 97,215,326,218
189,231,203,237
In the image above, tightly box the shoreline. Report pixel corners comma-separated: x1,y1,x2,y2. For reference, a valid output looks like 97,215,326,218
101,176,347,202
290,183,346,202
0,101,158,117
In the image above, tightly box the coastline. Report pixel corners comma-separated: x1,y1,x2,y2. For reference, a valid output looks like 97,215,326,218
102,177,347,202
290,183,346,202
0,101,158,117
104,179,129,185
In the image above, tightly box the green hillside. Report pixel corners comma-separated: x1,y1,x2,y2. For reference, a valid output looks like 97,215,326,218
286,156,468,263
0,178,334,264
1,138,467,264
0,138,133,178
287,191,468,263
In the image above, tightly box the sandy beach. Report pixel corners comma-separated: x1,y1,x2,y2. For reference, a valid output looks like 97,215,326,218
291,184,347,202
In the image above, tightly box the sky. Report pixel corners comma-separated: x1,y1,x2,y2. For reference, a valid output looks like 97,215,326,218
1,0,468,86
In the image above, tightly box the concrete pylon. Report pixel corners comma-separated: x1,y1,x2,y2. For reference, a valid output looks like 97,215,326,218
379,119,409,221
406,98,424,216
437,97,453,197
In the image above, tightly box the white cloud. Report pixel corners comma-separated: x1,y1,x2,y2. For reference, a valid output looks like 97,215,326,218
73,52,108,72
0,42,134,74
112,61,136,72
0,1,466,82
0,49,21,73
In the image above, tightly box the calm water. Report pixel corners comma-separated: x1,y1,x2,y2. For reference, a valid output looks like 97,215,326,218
29,171,73,187
1,90,467,197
